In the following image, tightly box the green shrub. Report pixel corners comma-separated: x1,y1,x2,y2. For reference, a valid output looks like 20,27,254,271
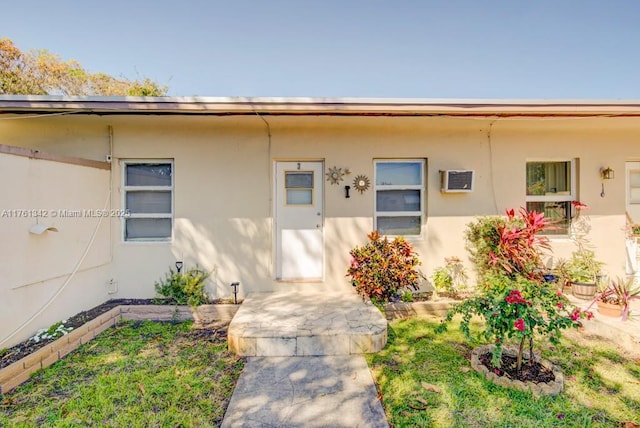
347,231,423,304
432,256,468,296
154,266,211,307
464,215,507,285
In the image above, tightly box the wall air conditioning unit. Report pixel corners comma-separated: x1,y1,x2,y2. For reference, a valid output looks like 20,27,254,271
440,170,474,193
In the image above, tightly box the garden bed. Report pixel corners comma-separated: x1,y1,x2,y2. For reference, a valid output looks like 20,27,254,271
0,300,240,394
0,320,243,426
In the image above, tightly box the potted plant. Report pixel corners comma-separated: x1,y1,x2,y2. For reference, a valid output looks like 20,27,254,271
589,277,640,320
567,201,604,300
567,249,603,300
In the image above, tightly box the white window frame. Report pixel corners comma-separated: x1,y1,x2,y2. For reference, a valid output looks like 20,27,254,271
525,158,576,235
121,159,174,243
374,159,425,238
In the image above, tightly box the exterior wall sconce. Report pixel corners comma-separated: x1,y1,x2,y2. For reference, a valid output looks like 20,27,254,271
600,167,615,180
600,167,615,197
175,261,184,273
344,185,351,198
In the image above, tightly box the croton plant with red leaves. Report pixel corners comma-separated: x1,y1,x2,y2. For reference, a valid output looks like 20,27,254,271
437,208,593,373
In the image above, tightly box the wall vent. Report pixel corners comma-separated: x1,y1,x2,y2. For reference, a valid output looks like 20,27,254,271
440,170,474,193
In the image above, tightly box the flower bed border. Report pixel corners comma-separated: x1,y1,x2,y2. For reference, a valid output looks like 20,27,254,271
384,300,454,320
470,344,564,397
0,304,240,394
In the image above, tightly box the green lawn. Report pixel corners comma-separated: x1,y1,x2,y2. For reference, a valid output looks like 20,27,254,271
367,317,640,428
0,320,244,427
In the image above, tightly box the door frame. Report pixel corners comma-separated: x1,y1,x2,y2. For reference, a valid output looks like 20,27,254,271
273,159,325,281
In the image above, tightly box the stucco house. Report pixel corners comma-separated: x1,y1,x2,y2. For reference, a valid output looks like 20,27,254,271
1,96,639,347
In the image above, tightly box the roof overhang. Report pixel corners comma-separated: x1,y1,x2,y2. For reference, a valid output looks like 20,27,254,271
2,95,640,117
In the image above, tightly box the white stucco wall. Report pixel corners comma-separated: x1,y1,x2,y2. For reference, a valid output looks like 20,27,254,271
1,114,636,305
0,153,112,348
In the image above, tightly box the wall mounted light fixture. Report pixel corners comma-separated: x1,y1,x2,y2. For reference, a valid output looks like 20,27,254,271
600,167,615,180
344,185,351,198
175,261,184,273
600,167,615,197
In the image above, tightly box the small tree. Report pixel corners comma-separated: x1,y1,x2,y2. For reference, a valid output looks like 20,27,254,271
437,208,593,372
347,231,423,304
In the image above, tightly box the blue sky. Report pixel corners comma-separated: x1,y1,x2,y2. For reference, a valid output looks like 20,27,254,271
2,1,639,98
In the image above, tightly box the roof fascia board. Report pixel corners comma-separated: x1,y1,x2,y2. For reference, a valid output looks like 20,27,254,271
1,96,640,116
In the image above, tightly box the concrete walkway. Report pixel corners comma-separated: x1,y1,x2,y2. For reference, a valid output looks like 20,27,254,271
221,355,388,428
568,294,640,354
222,290,389,427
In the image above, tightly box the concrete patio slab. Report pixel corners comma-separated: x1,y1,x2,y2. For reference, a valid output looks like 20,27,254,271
221,355,388,428
228,291,387,356
568,294,640,354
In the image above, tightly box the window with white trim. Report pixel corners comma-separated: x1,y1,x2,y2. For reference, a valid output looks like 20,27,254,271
374,159,425,236
525,159,576,235
122,161,173,241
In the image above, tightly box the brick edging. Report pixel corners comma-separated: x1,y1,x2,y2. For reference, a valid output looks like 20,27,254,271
384,300,454,320
0,304,240,394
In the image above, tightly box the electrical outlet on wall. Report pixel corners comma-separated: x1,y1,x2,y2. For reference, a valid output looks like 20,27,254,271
107,278,118,294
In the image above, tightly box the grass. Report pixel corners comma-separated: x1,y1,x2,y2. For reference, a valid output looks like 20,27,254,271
366,317,640,428
0,320,244,427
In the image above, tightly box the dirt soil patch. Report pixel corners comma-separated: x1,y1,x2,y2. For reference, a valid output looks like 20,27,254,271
479,351,555,383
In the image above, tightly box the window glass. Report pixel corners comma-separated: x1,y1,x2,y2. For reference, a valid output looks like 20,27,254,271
126,191,172,214
526,201,571,235
526,162,570,195
126,164,172,186
286,189,312,205
525,160,574,235
125,218,172,240
374,160,425,237
286,172,313,188
123,161,173,241
376,162,421,186
376,190,421,212
377,216,421,236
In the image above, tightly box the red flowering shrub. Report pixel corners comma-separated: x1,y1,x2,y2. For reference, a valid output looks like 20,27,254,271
347,231,423,304
437,208,593,372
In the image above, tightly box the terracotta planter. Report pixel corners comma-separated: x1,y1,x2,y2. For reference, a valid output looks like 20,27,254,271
596,301,623,318
571,281,597,300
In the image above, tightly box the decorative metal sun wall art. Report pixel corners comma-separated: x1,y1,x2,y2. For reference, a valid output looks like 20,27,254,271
353,175,370,193
325,166,351,184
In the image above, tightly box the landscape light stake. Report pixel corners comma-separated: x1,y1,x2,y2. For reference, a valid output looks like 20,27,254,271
231,282,240,304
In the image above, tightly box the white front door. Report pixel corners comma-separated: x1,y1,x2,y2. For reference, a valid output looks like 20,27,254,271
275,161,324,280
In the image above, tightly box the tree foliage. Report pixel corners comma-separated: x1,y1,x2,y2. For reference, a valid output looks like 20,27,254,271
0,38,167,96
437,208,593,373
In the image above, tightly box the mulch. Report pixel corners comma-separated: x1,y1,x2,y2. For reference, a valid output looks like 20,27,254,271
479,351,555,383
